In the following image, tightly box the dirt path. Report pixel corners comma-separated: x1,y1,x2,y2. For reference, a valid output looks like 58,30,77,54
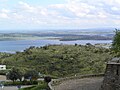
54,77,103,90
0,75,6,81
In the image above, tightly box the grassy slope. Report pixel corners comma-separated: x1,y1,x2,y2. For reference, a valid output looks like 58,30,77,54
0,45,112,77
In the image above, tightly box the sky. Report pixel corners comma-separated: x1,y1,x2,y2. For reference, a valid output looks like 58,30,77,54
0,0,120,31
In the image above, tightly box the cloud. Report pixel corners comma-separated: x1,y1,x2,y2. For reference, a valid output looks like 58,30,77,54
48,0,109,19
0,0,120,29
0,8,10,19
0,13,9,19
111,7,119,11
18,1,37,13
1,8,10,13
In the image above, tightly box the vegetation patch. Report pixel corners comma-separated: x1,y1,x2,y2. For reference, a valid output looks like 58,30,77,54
0,44,112,77
19,83,48,90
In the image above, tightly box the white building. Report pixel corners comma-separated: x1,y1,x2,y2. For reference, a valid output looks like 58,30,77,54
0,65,6,70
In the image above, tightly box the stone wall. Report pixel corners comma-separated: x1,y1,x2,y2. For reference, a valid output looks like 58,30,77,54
100,58,120,90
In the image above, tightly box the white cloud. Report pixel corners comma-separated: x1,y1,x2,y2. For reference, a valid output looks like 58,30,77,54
66,2,96,17
49,4,65,9
0,13,9,19
98,12,107,18
1,8,10,13
18,1,37,13
115,0,120,4
111,7,119,11
0,0,120,29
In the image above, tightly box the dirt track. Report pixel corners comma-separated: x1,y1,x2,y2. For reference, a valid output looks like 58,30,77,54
54,77,103,90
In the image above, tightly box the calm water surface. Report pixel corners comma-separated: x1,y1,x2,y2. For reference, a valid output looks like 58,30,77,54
0,40,112,53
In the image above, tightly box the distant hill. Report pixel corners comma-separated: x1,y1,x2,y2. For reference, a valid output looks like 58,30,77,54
0,30,114,41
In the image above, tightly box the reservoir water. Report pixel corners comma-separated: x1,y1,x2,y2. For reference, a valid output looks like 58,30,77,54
0,40,112,53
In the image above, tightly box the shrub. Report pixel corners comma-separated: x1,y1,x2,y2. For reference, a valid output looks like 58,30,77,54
4,81,38,86
6,67,23,82
44,76,51,83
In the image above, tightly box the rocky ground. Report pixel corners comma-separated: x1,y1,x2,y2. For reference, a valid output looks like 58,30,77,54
54,77,103,90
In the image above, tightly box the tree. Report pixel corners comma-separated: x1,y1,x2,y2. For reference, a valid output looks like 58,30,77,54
112,29,120,56
6,67,23,82
24,70,39,81
44,76,51,83
75,43,78,46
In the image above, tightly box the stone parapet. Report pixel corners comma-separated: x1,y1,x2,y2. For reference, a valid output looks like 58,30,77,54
100,58,120,90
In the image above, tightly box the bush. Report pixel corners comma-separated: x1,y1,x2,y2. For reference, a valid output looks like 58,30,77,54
44,76,51,83
4,81,22,86
0,69,10,75
24,70,39,81
19,83,48,90
6,67,23,82
4,81,38,86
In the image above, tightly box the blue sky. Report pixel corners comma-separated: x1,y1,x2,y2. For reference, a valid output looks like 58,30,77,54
0,0,120,31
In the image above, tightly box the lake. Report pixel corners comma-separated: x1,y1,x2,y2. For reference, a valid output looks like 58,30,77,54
0,40,112,53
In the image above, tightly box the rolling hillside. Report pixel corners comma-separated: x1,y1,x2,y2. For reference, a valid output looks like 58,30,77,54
0,45,112,77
